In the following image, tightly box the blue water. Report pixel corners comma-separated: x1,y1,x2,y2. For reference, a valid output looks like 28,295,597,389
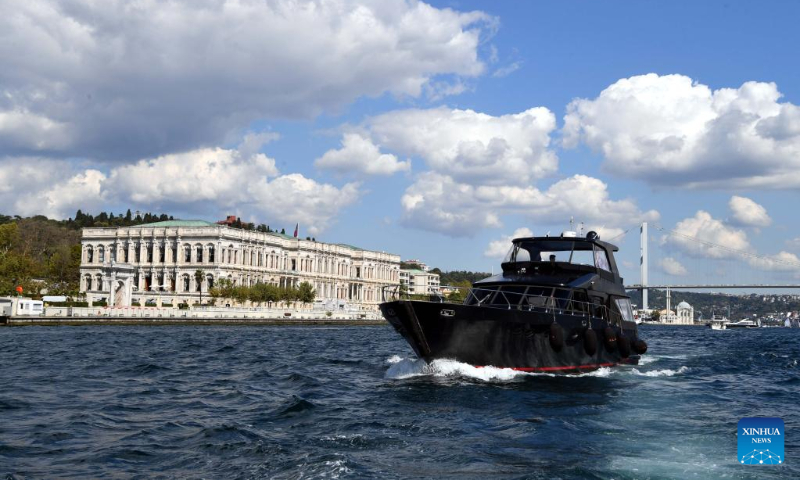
0,325,798,479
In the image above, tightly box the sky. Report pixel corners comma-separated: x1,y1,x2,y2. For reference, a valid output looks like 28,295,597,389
2,0,800,286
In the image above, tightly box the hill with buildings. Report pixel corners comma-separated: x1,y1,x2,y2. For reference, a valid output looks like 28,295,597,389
627,289,800,321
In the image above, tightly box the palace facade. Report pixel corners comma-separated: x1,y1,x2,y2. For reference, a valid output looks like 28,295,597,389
79,220,401,310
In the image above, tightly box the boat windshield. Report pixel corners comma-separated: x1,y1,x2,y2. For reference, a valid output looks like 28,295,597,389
615,298,634,322
503,240,611,271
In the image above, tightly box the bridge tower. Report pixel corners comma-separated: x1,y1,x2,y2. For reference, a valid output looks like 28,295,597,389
640,222,648,310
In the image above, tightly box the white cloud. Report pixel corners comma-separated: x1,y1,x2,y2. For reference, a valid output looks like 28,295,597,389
1,143,360,234
492,61,522,78
659,257,688,276
747,251,800,272
106,148,280,205
315,133,410,176
401,173,658,237
484,227,533,258
664,211,750,259
728,195,771,227
366,106,558,185
0,0,494,161
0,158,107,218
563,74,800,188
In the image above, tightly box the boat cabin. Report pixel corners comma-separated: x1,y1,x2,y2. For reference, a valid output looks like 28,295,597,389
469,232,633,325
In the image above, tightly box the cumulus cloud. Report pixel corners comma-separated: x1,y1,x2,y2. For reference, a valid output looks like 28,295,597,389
315,133,410,176
664,211,750,259
563,73,800,188
401,173,658,236
747,251,800,272
484,228,533,258
0,158,107,218
659,257,688,276
365,106,558,185
0,0,494,161
728,195,771,227
0,144,359,234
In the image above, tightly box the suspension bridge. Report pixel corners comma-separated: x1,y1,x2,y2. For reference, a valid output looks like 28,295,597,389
622,222,800,310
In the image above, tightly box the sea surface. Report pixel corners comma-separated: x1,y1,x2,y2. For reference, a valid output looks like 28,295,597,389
0,324,798,479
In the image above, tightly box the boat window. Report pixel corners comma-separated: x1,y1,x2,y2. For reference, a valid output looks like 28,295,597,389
571,291,590,313
502,286,528,305
503,244,530,263
524,286,552,307
507,240,612,271
466,287,497,306
615,298,634,322
594,248,611,271
570,250,594,267
490,290,512,306
553,289,571,309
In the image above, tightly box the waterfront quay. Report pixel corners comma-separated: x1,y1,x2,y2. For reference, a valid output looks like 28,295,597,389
1,305,387,327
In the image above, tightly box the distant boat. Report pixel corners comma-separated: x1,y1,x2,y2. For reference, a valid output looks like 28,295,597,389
707,313,727,330
725,319,761,329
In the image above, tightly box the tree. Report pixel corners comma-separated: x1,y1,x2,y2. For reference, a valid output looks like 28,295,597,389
298,281,316,305
194,269,205,305
650,310,661,322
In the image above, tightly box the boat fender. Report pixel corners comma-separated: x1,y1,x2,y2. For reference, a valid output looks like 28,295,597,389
584,328,598,356
548,323,564,352
633,339,648,355
617,335,631,358
603,326,617,352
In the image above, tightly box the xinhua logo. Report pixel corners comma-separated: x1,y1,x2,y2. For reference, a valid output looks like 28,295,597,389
738,417,784,465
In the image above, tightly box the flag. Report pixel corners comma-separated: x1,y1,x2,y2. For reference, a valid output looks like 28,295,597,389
293,223,298,238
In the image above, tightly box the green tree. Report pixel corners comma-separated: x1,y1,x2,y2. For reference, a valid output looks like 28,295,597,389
298,281,316,305
194,269,205,305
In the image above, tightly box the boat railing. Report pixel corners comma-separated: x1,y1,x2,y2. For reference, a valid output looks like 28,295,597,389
381,285,623,324
466,286,622,324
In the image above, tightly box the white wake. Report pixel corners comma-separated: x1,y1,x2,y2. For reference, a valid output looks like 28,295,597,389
384,357,689,381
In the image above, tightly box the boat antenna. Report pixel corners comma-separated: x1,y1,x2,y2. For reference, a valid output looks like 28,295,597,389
580,222,584,236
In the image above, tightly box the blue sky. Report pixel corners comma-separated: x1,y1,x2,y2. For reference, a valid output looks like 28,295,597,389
2,0,800,285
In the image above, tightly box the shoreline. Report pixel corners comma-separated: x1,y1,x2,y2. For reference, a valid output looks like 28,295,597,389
0,317,387,327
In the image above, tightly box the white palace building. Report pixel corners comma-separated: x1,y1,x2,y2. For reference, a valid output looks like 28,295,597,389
79,220,401,311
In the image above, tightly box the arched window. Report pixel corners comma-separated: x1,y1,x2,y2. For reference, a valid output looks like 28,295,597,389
98,246,105,263
110,245,116,262
196,245,203,263
85,275,92,291
134,243,140,263
159,244,165,263
196,276,202,292
208,245,215,263
95,274,103,290
206,275,214,290
146,244,153,263
184,245,191,262
86,246,93,263
183,275,190,292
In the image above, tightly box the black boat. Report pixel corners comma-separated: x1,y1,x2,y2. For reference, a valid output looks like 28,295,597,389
380,231,647,373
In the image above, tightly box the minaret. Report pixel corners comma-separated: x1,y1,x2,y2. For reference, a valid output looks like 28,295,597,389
640,222,649,311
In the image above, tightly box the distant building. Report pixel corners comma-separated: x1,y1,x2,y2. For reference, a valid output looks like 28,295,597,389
402,259,430,272
79,219,400,311
658,301,694,325
676,301,694,324
216,215,238,227
399,268,440,296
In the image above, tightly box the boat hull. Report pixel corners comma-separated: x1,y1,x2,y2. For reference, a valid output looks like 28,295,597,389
381,300,642,372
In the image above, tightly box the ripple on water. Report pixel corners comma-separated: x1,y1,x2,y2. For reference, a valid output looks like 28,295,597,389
0,325,798,479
